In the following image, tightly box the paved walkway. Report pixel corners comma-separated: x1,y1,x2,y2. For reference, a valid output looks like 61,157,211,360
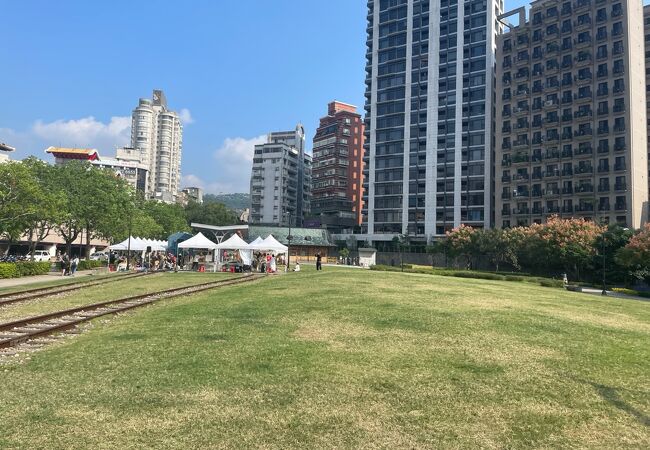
0,270,96,289
580,287,649,302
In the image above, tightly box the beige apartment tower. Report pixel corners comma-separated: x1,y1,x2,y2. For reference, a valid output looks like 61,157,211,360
495,0,648,229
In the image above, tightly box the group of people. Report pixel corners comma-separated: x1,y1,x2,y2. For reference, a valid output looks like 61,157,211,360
114,251,177,272
58,253,79,276
252,252,277,273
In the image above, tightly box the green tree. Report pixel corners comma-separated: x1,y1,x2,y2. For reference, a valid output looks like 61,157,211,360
184,201,238,228
21,158,65,259
142,201,189,240
0,161,42,250
478,228,520,272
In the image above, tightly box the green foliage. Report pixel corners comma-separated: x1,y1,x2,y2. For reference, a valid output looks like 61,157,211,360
611,287,650,298
203,193,250,211
339,247,350,259
185,201,238,229
0,161,42,240
615,224,650,283
0,262,51,278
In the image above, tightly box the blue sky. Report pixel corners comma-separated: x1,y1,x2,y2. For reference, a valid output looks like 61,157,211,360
1,0,561,193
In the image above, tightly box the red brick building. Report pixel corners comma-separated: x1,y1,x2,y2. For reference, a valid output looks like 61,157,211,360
310,101,365,232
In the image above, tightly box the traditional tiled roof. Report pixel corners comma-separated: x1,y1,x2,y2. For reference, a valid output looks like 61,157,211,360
247,226,335,247
45,147,99,160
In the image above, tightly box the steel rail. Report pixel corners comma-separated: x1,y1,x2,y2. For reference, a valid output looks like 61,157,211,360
0,273,264,349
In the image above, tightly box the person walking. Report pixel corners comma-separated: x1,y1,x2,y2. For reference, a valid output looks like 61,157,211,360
60,253,68,276
316,253,322,271
270,254,277,273
71,256,79,276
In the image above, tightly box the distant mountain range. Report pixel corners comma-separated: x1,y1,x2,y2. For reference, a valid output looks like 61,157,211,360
204,193,250,212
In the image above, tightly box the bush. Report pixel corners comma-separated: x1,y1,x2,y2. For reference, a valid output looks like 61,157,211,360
451,271,504,281
539,279,564,288
53,260,105,271
612,288,650,298
504,275,525,282
0,261,51,278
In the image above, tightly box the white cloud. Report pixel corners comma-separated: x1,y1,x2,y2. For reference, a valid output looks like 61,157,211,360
179,108,194,125
32,116,131,150
182,134,266,194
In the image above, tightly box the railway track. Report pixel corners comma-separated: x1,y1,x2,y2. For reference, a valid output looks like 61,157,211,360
0,273,265,350
0,272,152,307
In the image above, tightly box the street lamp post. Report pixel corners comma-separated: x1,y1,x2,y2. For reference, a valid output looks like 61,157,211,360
286,210,293,272
601,227,607,296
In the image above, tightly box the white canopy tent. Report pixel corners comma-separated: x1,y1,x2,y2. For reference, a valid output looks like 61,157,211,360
177,232,219,250
215,234,252,266
259,234,288,253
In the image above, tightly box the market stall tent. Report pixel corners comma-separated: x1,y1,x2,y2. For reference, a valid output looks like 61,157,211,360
177,232,219,250
259,234,288,253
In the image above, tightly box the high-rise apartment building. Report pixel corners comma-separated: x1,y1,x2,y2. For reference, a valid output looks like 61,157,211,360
311,101,365,232
495,0,648,229
363,0,502,241
130,90,183,203
250,125,312,226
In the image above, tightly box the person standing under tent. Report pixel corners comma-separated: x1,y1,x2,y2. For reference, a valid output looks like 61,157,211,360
270,254,277,273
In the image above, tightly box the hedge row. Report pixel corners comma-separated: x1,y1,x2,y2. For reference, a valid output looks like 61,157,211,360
53,260,106,271
0,262,52,279
612,288,650,298
370,265,565,288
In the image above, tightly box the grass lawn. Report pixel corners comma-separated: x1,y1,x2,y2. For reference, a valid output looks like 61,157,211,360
0,267,648,448
0,271,127,296
0,272,234,323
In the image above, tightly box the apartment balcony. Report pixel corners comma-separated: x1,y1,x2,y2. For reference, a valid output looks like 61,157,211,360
575,74,592,85
532,171,543,180
575,204,595,213
514,88,530,98
532,84,544,94
546,169,561,178
561,4,572,15
575,21,592,33
514,207,531,215
574,110,592,121
562,206,574,213
512,173,530,182
544,99,559,109
574,93,593,104
502,60,512,69
502,93,511,101
532,152,543,162
613,86,625,95
501,192,512,200
575,184,594,194
574,165,593,174
546,82,560,92
561,148,573,158
532,69,544,78
502,109,511,118
613,104,626,114
614,162,626,171
561,113,573,122
501,209,511,217
514,190,530,198
597,144,609,154
614,143,626,152
501,158,512,167
597,106,608,115
532,50,544,60
532,206,544,215
597,165,610,173
574,129,593,140
562,186,574,195
515,54,530,65
614,126,626,134
546,189,561,197
512,106,530,116
531,190,543,198
562,168,574,176
561,95,573,105
574,0,591,12
596,50,608,61
547,44,560,55
515,71,530,81
532,119,543,128
598,184,610,192
597,127,609,136
615,203,627,211
561,131,573,140
545,151,560,160
513,139,529,149
546,64,560,74
502,142,512,150
512,153,530,164
547,206,561,213
501,174,511,183
575,145,593,156
596,31,607,41
598,204,611,212
546,134,560,143
575,55,592,67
